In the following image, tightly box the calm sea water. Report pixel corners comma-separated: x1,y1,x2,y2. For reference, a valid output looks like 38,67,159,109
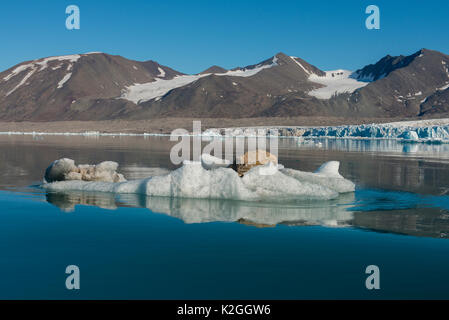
1,135,449,299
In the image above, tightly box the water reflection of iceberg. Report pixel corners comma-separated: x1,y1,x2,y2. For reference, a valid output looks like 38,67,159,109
46,190,355,227
287,138,449,156
44,188,449,237
46,191,118,212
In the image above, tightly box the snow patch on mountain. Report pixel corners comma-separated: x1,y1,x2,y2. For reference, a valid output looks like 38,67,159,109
307,70,370,99
290,56,310,74
4,55,80,78
35,55,80,72
57,73,73,89
121,56,279,104
3,64,33,81
218,56,278,78
122,75,207,104
2,55,81,95
6,67,36,96
157,67,166,78
438,83,449,91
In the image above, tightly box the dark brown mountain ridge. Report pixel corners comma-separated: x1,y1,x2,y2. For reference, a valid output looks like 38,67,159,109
0,49,448,121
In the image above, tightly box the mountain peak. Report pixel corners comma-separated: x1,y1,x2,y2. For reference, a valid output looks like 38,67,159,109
353,50,425,81
199,65,228,75
274,52,289,59
1,48,448,121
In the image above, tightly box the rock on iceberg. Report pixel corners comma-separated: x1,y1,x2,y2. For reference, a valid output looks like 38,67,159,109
44,158,126,183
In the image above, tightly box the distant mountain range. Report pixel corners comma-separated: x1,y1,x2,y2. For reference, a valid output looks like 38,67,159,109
0,49,448,121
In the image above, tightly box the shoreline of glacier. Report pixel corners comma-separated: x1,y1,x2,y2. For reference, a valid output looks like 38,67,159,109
1,118,449,143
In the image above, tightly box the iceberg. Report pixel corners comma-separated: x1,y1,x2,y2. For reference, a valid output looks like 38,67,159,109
42,159,355,202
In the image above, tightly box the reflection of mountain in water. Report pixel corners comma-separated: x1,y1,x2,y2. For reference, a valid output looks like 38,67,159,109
45,189,449,239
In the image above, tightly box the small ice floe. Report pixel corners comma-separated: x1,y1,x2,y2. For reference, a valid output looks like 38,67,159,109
42,153,355,202
44,158,126,183
297,138,323,148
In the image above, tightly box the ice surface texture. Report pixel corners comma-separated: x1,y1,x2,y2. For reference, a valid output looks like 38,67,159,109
43,160,355,202
203,119,449,142
44,158,126,183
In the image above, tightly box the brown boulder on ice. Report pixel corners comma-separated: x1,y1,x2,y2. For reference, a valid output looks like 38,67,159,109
44,158,126,183
231,150,278,177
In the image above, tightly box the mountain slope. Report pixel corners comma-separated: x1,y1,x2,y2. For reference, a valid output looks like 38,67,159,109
263,49,449,118
129,53,327,118
347,49,449,117
0,49,448,121
0,53,181,120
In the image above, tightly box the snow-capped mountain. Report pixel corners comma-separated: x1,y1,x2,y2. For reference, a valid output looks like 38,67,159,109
0,52,181,120
0,49,448,121
346,49,449,117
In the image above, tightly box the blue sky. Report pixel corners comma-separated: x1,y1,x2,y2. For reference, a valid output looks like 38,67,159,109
0,0,448,74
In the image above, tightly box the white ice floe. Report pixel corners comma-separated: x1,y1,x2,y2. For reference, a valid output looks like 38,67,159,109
308,70,370,99
121,56,278,104
281,161,355,194
42,159,355,202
